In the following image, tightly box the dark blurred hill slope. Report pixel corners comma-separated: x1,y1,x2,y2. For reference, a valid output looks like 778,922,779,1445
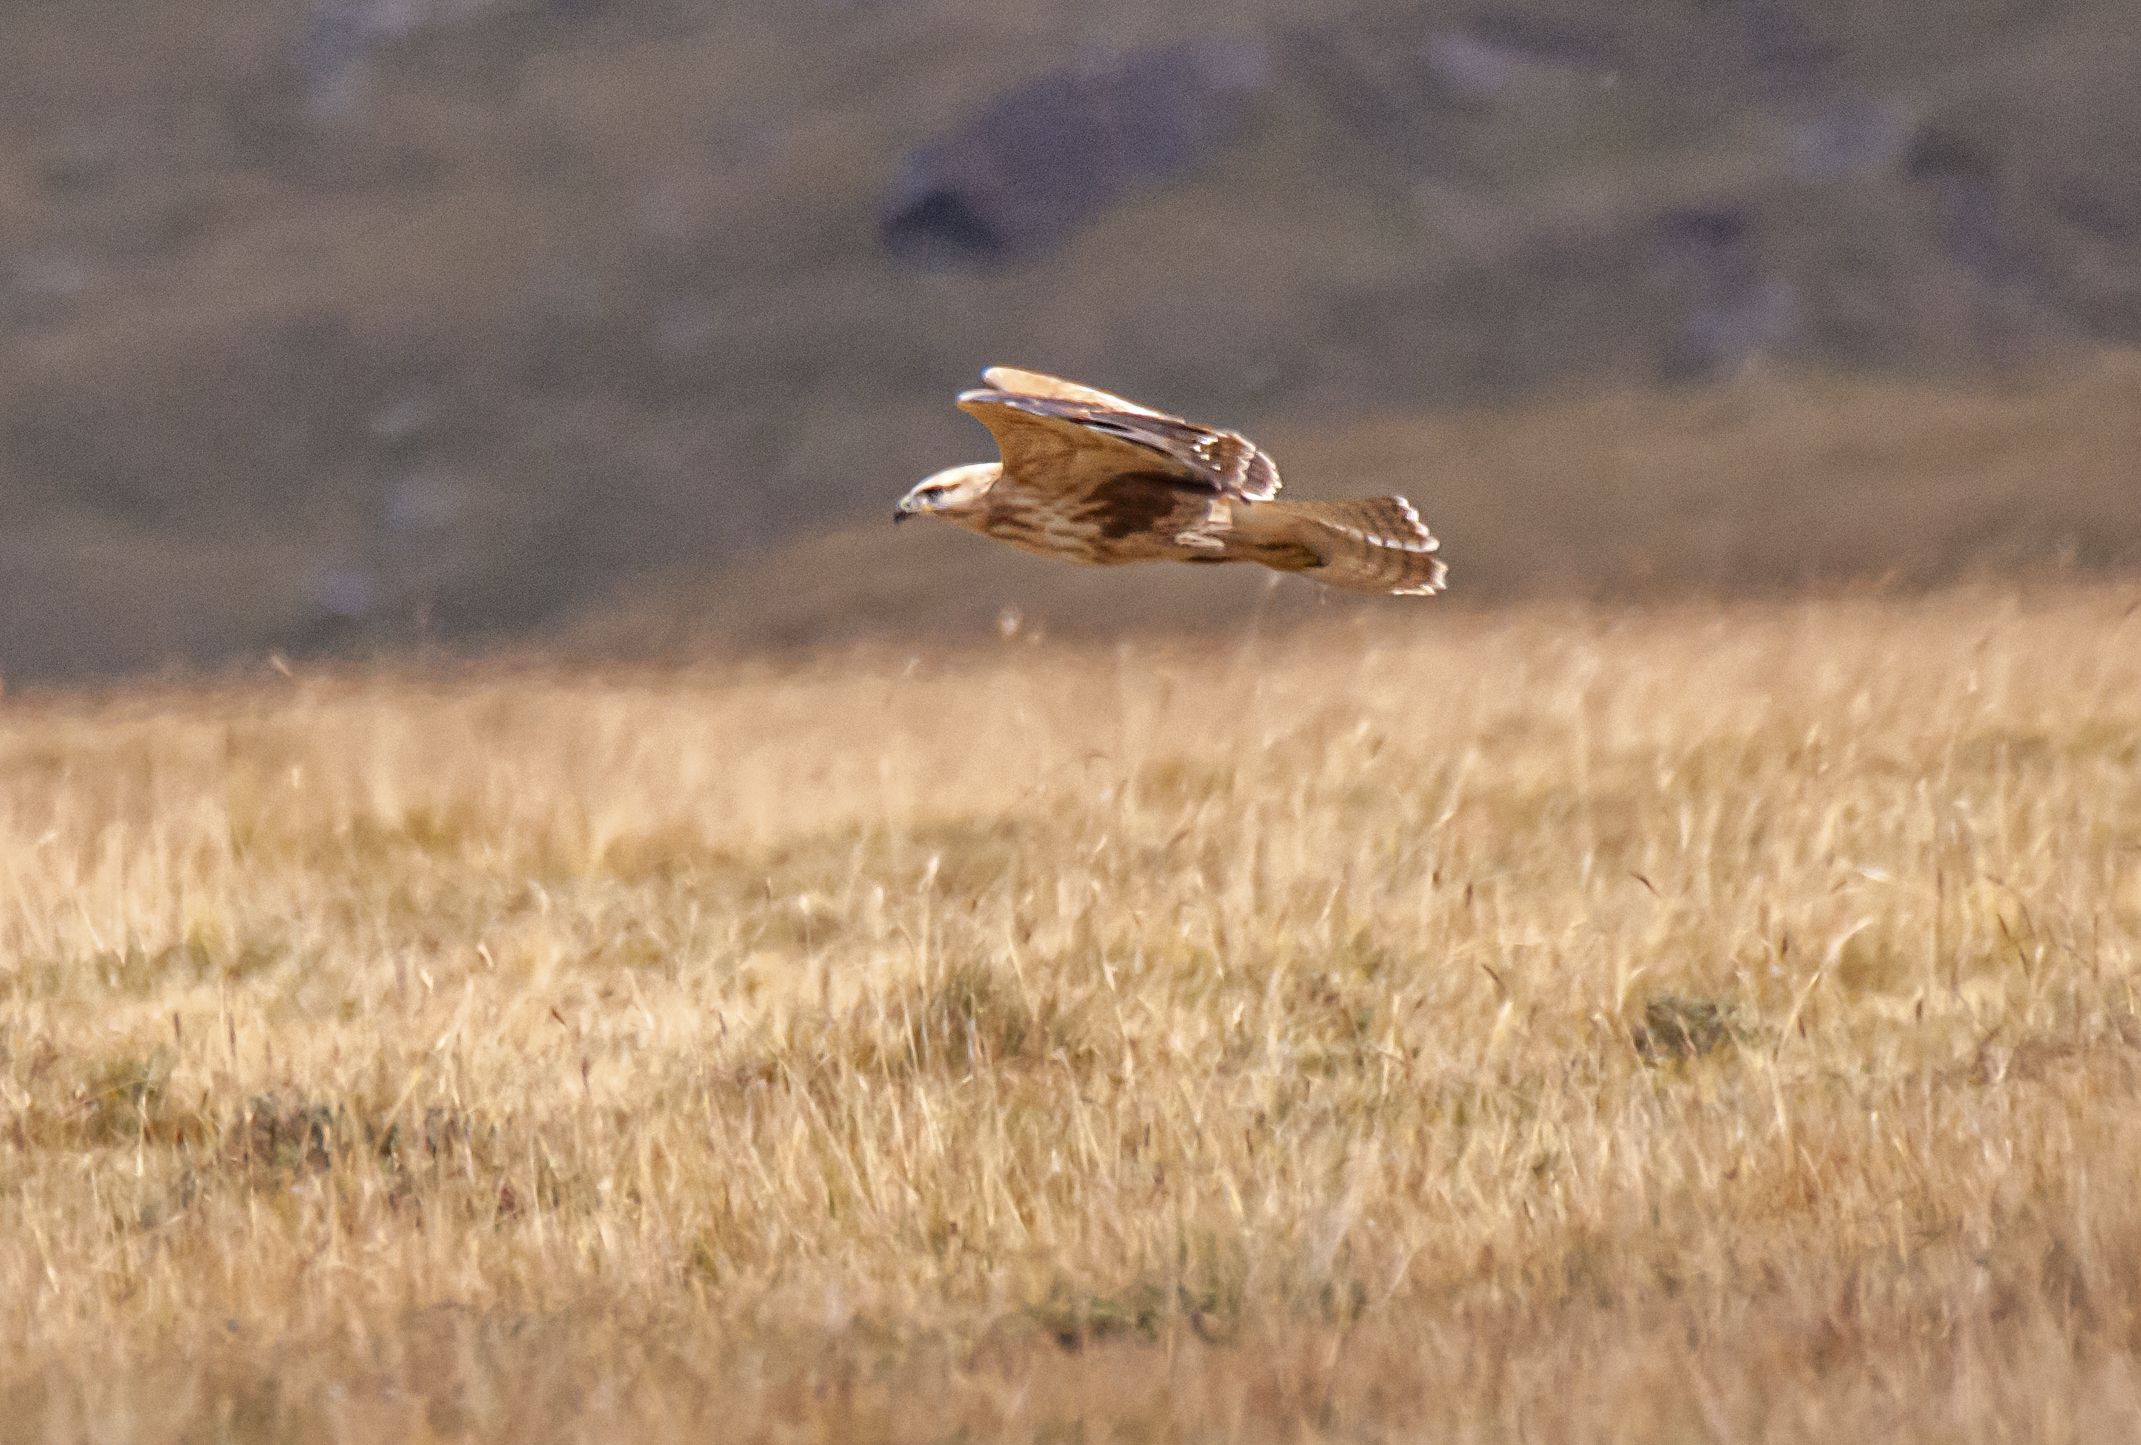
4,0,2140,679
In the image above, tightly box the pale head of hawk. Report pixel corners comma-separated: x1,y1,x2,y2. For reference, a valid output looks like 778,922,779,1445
896,367,1446,596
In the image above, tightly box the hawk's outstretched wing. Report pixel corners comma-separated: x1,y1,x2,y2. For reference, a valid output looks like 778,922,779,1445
958,376,1283,502
980,367,1166,417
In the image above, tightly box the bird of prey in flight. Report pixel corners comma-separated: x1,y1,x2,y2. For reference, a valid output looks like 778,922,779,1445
894,368,1446,595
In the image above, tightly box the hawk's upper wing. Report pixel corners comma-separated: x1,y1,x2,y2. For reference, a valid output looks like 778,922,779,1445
980,367,1167,417
957,387,1284,502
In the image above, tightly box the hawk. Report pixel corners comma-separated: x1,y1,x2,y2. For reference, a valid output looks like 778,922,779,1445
893,368,1447,595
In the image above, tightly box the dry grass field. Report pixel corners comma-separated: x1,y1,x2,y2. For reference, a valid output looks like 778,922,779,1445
4,584,2141,1441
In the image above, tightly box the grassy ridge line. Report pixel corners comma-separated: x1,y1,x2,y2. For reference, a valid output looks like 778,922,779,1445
2,585,2140,1441
7,358,2139,681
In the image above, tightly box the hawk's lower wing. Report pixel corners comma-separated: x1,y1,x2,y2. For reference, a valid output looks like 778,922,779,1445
957,391,1178,495
958,389,1283,501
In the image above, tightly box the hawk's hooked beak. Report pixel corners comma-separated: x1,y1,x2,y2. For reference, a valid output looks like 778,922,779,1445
892,504,913,525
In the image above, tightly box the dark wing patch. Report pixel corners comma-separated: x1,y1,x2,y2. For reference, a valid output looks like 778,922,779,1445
1081,472,1199,540
957,389,1283,501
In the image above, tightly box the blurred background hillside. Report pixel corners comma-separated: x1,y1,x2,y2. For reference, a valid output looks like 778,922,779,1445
4,0,2139,681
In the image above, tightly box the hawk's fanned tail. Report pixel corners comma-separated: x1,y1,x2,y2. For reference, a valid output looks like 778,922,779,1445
1253,497,1447,595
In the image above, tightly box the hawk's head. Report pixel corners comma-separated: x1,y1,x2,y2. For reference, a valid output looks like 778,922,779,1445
895,462,1000,524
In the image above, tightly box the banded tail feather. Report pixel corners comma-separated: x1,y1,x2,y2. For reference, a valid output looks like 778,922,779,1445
1255,496,1447,595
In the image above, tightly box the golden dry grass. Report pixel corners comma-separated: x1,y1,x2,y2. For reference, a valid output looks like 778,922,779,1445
5,584,2141,1442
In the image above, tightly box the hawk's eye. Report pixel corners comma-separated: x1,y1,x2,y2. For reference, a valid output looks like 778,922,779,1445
921,485,946,501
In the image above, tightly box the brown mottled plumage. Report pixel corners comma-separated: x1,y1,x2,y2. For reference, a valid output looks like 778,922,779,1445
894,367,1447,596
